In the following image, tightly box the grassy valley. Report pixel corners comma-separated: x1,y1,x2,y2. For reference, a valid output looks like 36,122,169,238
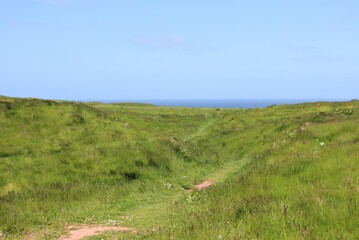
0,96,358,239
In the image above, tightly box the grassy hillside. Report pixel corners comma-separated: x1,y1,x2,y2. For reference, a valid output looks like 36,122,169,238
0,97,358,239
144,102,359,240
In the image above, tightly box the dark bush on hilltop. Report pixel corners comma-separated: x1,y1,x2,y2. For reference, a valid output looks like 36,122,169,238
123,171,140,181
69,112,85,125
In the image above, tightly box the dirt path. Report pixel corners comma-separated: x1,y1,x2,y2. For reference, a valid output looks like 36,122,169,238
59,225,133,240
58,160,247,239
195,179,214,190
58,179,214,240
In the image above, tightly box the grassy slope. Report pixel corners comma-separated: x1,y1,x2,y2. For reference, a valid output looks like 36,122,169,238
0,97,358,239
140,101,359,240
0,98,230,238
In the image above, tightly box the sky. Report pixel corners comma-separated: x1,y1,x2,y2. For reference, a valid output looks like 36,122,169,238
1,0,358,100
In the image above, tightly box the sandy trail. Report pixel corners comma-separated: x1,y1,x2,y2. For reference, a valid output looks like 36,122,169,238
195,179,214,190
59,225,133,240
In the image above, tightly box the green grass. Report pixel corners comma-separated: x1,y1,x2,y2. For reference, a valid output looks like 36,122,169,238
0,97,358,239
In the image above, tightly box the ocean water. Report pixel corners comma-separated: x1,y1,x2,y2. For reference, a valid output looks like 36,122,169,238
95,99,347,109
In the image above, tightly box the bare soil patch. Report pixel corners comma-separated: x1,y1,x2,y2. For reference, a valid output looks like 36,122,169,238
195,180,213,190
59,224,133,240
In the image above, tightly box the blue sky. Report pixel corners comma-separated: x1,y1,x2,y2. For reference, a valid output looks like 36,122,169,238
1,0,358,100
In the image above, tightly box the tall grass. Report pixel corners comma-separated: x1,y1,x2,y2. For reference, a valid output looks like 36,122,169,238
0,97,358,239
142,101,359,240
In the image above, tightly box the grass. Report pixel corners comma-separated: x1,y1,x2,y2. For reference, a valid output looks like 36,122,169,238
0,97,358,239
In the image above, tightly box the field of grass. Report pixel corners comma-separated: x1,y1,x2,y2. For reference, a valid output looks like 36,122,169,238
0,96,358,239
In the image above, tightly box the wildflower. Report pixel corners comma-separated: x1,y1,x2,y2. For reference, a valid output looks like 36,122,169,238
320,142,325,146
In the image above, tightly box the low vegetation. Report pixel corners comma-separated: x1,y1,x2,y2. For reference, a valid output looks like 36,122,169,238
0,96,358,239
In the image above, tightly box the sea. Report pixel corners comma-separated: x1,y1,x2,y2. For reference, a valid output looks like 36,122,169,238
90,99,349,109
